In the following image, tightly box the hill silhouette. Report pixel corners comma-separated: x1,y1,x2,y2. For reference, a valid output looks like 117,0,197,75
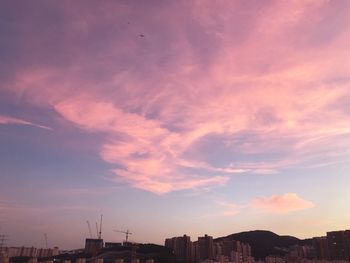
215,230,311,259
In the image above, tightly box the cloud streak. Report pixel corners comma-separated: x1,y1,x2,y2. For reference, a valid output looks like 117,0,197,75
250,193,314,214
0,115,51,130
54,97,229,194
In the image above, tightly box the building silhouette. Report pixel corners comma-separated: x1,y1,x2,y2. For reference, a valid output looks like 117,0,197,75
327,230,350,260
313,236,329,260
85,239,103,256
165,235,192,263
197,234,214,261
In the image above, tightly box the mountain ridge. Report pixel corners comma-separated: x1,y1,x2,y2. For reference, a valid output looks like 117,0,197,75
215,230,312,260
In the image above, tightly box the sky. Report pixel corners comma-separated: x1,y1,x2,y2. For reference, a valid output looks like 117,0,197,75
1,0,350,250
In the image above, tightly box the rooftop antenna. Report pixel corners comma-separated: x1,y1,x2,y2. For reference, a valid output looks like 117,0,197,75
86,221,93,238
114,229,132,243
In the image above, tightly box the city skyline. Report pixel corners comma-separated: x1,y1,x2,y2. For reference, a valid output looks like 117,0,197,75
3,228,350,262
1,0,350,249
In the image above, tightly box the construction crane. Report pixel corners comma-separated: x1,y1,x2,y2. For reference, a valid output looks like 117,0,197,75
98,214,103,239
0,234,8,249
44,233,48,249
86,221,93,238
95,222,99,238
114,229,132,243
0,227,8,249
94,215,103,239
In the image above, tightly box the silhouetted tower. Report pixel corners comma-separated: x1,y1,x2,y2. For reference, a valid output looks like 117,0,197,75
198,234,214,261
327,230,350,260
165,235,192,263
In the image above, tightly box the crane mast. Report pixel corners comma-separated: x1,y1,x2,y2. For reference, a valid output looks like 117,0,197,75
98,214,103,239
86,221,93,238
114,229,132,243
95,222,99,238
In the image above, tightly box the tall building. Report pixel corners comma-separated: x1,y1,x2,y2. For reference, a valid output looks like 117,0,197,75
241,243,252,262
85,239,103,256
221,240,237,257
192,241,198,263
327,230,350,260
197,234,214,261
104,242,122,249
211,239,253,263
165,238,175,251
165,235,192,263
313,237,329,260
230,251,241,263
20,247,37,257
0,247,58,258
213,242,222,259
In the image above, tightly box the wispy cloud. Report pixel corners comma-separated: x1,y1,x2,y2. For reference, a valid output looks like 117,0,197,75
250,193,314,214
217,201,242,217
0,115,51,130
210,192,314,217
3,0,350,194
0,200,97,213
54,97,229,194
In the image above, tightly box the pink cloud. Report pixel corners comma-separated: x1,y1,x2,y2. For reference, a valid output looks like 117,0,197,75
0,115,51,130
219,202,241,217
250,193,314,214
4,1,350,193
53,96,229,194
